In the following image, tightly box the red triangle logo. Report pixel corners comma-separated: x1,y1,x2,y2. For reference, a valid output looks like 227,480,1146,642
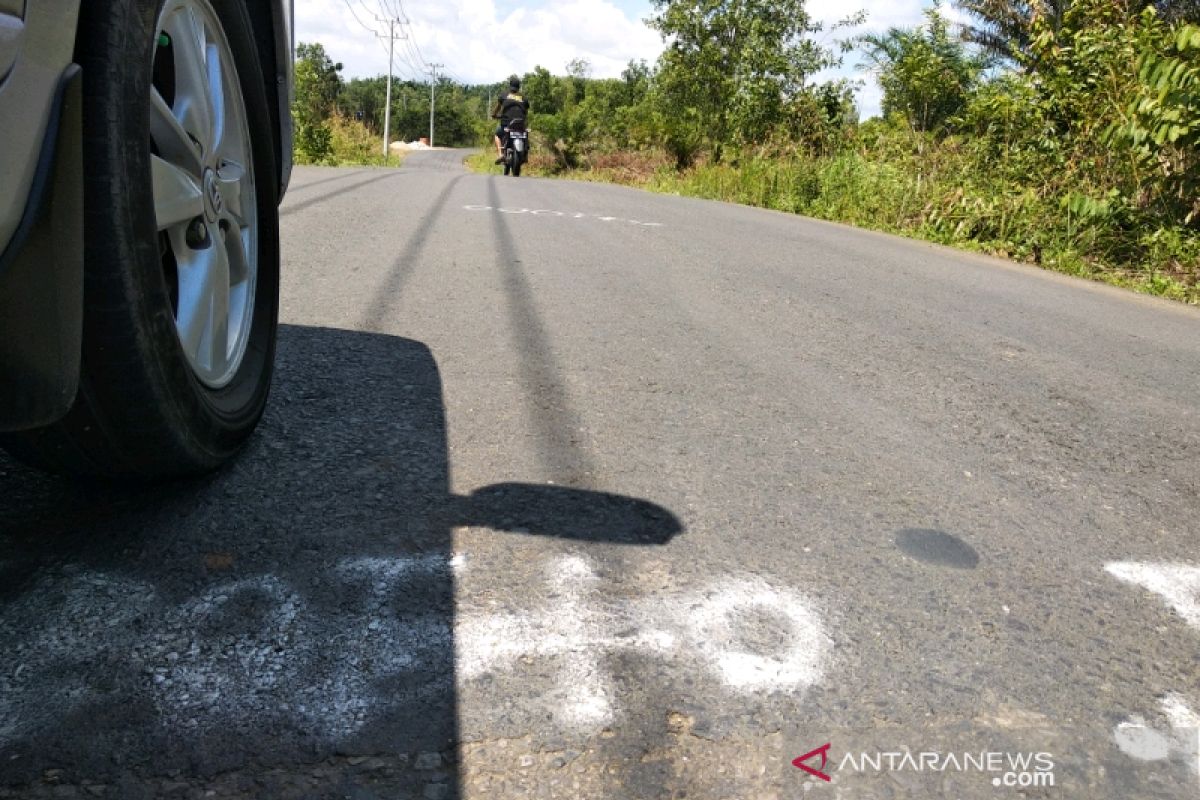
792,743,832,782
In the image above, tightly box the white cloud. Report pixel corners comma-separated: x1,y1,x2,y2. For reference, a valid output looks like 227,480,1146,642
296,0,662,85
295,0,951,116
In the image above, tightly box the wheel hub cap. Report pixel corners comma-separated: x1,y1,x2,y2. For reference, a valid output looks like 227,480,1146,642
202,168,223,222
149,0,258,389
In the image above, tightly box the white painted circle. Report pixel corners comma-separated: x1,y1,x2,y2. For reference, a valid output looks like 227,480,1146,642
681,578,831,692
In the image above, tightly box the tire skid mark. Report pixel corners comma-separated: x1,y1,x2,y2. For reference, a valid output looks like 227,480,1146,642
284,170,367,196
358,174,467,331
280,171,404,218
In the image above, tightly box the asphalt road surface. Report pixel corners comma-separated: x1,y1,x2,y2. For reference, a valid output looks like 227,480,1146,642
1,150,1198,799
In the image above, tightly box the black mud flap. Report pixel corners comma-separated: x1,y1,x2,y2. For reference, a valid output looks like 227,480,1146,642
0,64,84,432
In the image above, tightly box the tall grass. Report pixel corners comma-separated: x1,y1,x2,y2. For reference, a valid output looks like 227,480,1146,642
621,145,1198,303
294,114,404,167
461,127,1199,303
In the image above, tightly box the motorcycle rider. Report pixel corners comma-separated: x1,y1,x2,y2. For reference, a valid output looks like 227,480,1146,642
491,75,530,164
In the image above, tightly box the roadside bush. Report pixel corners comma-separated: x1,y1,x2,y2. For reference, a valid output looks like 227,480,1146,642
1109,21,1200,226
294,115,388,167
328,114,382,165
294,121,333,164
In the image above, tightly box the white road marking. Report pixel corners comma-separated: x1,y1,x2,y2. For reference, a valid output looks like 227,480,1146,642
456,555,830,729
0,573,159,745
1114,695,1200,780
153,577,307,730
0,554,830,743
1163,695,1200,781
683,577,831,691
1163,694,1200,732
1115,716,1175,761
454,555,618,727
462,205,663,227
1106,562,1200,783
1105,562,1200,630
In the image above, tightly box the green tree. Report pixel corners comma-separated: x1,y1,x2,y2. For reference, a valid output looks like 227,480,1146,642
294,42,343,118
648,0,837,164
521,66,558,115
621,60,652,105
293,41,344,162
954,0,1198,65
1109,22,1200,224
565,57,592,105
860,8,985,132
778,80,858,155
952,0,1070,64
340,76,388,132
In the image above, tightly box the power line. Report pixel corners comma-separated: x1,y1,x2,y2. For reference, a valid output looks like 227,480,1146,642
394,0,430,66
376,31,417,80
407,24,429,66
373,0,395,23
349,0,460,90
341,0,378,34
399,35,426,76
391,52,418,82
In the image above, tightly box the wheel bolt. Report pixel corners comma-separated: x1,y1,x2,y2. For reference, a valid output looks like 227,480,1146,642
186,218,207,247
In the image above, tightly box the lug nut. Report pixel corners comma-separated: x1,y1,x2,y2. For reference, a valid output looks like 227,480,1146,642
186,218,207,247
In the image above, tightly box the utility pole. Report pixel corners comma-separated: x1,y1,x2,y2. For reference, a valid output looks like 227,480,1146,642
427,63,443,147
376,17,406,162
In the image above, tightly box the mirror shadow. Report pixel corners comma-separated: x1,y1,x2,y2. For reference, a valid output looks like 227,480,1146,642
0,323,682,799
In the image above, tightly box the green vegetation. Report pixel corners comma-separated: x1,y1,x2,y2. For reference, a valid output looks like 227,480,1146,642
470,0,1200,302
859,10,986,133
299,0,1200,301
292,43,344,164
291,42,494,166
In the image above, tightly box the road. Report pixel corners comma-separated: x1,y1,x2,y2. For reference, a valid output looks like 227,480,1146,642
1,149,1198,799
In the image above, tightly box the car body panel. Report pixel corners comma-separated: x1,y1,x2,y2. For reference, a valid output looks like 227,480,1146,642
0,64,82,431
272,0,294,196
0,0,292,431
0,8,25,85
0,0,78,260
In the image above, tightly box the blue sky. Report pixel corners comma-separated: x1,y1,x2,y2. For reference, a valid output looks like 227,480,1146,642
297,0,960,118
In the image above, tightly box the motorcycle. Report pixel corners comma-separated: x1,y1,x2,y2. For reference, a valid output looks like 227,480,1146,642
502,119,528,177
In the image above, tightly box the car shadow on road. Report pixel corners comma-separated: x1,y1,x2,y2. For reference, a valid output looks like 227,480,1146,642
0,323,683,799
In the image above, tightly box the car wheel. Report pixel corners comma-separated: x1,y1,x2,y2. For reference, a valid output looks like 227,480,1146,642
1,0,279,479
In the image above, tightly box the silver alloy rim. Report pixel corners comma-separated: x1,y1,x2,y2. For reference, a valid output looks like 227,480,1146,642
151,0,257,389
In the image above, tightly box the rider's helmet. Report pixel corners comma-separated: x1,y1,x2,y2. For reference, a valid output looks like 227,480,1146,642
508,75,521,91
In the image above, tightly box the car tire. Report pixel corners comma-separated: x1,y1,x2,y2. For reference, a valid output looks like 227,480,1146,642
1,0,279,480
